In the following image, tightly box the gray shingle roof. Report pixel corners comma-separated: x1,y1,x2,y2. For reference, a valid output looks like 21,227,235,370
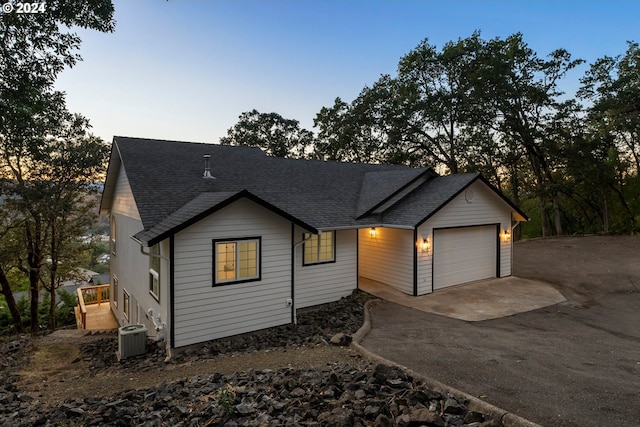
133,191,241,243
381,174,479,226
355,169,431,218
105,137,525,245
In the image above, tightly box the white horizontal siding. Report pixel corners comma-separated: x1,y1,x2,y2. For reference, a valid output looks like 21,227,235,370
108,166,166,337
358,227,414,295
417,180,513,294
109,214,151,325
173,198,292,348
111,165,140,220
294,228,358,308
500,235,512,277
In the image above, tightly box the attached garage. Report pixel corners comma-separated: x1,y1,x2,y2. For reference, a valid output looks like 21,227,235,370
432,225,498,290
359,177,526,297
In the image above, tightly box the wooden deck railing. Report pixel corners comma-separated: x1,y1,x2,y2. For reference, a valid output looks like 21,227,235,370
76,284,110,330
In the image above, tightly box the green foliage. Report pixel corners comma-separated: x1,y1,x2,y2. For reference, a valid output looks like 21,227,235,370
3,268,29,293
215,384,237,415
311,33,639,237
0,0,115,333
314,34,490,171
55,288,78,327
220,109,314,158
0,294,31,334
0,289,77,335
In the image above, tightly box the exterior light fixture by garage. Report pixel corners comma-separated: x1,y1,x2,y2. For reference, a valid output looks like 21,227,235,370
420,237,431,253
501,228,511,242
369,227,377,238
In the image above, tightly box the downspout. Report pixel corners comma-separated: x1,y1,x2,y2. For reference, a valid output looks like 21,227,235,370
131,236,170,262
130,235,172,359
413,228,418,296
291,228,316,326
510,221,522,276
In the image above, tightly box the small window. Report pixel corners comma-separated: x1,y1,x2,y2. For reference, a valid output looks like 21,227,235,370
110,215,117,255
213,237,261,285
123,290,130,321
112,275,118,307
149,244,160,301
303,231,336,265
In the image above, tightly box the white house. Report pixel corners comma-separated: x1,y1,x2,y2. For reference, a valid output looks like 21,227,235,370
100,137,527,349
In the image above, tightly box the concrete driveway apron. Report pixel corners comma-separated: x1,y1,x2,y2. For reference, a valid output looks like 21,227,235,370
358,276,566,321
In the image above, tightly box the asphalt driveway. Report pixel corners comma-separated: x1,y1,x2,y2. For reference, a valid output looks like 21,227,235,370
361,236,640,427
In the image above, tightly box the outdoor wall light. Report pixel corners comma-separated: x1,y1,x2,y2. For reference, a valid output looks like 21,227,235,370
369,227,377,238
421,237,431,253
501,228,511,242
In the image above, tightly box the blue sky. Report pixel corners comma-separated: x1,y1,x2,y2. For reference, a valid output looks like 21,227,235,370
55,0,640,145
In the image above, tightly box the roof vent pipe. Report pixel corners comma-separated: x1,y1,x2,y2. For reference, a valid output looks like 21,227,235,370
203,154,215,179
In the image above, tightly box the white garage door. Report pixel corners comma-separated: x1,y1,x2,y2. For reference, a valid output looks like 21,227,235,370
433,225,497,290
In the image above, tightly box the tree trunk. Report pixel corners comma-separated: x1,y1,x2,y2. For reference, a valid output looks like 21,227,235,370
601,189,609,235
539,193,549,237
26,218,42,335
29,270,39,335
509,164,522,241
609,183,637,234
48,223,58,332
553,194,563,236
524,144,549,237
0,266,23,333
48,285,56,331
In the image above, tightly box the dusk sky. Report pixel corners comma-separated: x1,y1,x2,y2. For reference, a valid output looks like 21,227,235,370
54,0,640,145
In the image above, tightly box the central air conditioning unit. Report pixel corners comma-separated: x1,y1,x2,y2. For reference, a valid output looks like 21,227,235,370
118,324,148,359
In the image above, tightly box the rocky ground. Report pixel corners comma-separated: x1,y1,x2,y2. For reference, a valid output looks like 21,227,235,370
0,291,502,426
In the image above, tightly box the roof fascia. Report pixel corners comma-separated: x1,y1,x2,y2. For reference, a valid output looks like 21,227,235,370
98,138,122,216
477,175,529,222
146,189,318,246
415,174,529,228
357,168,438,220
415,175,480,227
317,223,415,232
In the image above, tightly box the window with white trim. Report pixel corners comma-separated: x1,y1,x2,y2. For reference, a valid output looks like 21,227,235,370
213,237,261,285
112,275,118,307
110,215,117,255
149,244,160,301
123,290,130,321
303,231,335,265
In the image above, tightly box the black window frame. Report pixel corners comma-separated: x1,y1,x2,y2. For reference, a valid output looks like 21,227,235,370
212,236,262,286
302,231,337,266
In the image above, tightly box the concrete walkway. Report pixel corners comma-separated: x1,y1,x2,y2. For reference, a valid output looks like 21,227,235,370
358,276,566,321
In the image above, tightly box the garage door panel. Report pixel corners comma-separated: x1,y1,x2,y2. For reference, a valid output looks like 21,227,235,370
433,226,497,290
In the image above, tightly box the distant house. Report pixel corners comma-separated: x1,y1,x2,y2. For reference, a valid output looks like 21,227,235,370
100,137,527,348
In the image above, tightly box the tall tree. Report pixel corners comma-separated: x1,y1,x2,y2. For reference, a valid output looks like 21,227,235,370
578,42,639,233
473,33,583,236
315,34,486,172
0,0,114,334
0,208,24,333
39,114,108,330
314,82,397,164
220,109,314,158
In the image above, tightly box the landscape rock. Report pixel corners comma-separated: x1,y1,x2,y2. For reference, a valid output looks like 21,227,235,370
330,332,352,346
0,291,505,427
